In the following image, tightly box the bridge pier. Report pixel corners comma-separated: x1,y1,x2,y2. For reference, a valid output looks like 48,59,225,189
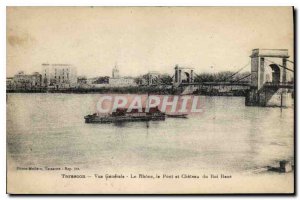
246,88,293,107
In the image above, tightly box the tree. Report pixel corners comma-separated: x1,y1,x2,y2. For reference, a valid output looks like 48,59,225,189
160,74,173,85
194,71,251,83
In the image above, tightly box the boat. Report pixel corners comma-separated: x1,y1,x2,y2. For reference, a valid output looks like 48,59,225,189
166,114,188,118
84,106,165,123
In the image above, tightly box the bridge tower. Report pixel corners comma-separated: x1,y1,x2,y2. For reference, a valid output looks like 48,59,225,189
246,49,293,107
173,65,194,87
173,65,196,95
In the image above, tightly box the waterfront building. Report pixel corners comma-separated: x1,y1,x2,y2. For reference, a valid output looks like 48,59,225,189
11,71,42,90
108,65,136,87
41,63,77,88
85,76,110,88
109,77,136,87
77,76,87,84
6,77,14,90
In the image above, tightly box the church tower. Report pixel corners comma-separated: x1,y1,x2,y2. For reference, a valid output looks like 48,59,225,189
112,65,120,78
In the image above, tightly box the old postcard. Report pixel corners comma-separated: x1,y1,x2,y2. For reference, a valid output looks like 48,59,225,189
6,7,294,194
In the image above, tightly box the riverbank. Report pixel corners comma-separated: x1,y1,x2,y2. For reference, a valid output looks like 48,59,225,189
6,86,249,97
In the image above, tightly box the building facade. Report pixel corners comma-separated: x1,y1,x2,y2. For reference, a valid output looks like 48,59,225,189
6,77,14,90
41,63,77,88
77,76,87,84
109,65,136,87
109,77,136,87
10,71,42,90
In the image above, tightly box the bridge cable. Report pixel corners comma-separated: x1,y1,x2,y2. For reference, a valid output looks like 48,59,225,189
232,74,251,83
192,61,250,81
264,58,294,72
193,71,201,78
224,61,250,81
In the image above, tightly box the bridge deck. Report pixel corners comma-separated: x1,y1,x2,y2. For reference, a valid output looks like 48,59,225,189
263,82,294,89
180,82,250,86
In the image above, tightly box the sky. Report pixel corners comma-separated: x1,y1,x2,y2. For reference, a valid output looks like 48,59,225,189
7,7,294,78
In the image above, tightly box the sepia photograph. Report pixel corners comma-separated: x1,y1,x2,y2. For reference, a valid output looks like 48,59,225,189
6,6,294,194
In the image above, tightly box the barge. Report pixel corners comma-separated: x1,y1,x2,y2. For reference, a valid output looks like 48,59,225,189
84,106,165,123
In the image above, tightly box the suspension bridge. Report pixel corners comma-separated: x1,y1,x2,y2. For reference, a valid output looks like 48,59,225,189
149,48,294,107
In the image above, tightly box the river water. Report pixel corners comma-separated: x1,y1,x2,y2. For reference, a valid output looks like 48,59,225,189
7,93,294,174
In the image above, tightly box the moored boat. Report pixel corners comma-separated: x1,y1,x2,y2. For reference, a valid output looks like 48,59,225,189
166,114,188,118
84,106,165,123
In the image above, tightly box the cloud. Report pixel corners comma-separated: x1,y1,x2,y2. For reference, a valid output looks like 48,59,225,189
7,33,35,48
